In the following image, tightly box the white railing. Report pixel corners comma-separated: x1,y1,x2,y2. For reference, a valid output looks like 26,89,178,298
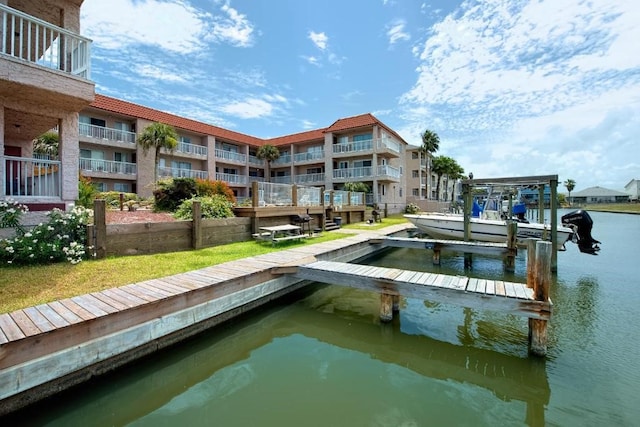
79,158,137,175
215,149,246,164
215,173,247,185
333,139,373,154
79,123,135,144
158,167,207,179
3,156,61,198
272,175,292,184
377,137,401,153
176,142,207,156
295,173,325,184
272,154,291,165
1,4,92,78
377,164,401,179
248,155,264,165
294,150,325,162
333,167,373,180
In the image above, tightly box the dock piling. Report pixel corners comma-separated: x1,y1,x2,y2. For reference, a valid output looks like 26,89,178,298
529,241,552,356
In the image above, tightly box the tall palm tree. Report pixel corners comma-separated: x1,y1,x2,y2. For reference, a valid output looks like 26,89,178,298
137,122,178,184
431,155,451,201
256,144,280,182
564,179,576,206
446,160,465,202
419,129,440,199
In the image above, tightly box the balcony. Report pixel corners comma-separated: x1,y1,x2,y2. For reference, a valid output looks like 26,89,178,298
272,154,291,165
376,138,401,155
376,165,401,181
3,156,61,198
272,176,292,184
294,173,325,184
158,167,207,180
293,150,325,163
333,167,373,181
332,139,373,155
173,142,207,158
215,149,246,164
79,123,136,148
0,4,94,116
79,159,137,176
248,155,264,166
215,173,247,186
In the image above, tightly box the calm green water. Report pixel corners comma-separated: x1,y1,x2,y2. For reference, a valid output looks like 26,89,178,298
4,210,639,426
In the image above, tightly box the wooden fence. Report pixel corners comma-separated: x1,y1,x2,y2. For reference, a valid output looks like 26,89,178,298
90,200,252,258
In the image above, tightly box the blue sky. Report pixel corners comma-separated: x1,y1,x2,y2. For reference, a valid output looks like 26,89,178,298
81,0,640,192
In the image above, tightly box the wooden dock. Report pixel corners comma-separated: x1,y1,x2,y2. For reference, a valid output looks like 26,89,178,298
281,260,551,320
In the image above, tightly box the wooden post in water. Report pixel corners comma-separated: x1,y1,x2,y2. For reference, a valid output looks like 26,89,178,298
392,295,400,312
526,239,537,288
380,293,394,322
529,241,552,356
505,222,517,272
462,182,473,269
192,201,202,250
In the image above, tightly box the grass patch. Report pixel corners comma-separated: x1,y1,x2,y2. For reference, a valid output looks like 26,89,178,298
340,213,409,230
579,203,640,214
0,231,351,314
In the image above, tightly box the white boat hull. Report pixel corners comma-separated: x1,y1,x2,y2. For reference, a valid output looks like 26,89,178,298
404,213,573,250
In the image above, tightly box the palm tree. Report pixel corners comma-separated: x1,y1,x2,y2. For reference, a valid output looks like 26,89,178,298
446,160,465,202
33,131,59,158
256,144,280,182
419,129,440,199
564,179,576,206
431,155,449,201
137,122,178,184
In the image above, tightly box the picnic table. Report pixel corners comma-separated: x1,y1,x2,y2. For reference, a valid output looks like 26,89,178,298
253,224,308,245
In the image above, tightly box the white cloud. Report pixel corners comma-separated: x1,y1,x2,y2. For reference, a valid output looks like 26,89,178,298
134,64,186,83
399,0,640,190
220,98,274,119
309,31,328,50
210,2,256,47
387,20,410,45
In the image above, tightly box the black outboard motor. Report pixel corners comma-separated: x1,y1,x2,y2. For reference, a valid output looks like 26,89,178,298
561,210,601,255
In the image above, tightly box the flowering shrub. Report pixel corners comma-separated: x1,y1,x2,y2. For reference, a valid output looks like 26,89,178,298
0,199,28,230
0,206,93,266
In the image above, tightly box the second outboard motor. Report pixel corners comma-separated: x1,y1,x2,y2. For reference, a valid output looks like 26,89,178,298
561,210,601,255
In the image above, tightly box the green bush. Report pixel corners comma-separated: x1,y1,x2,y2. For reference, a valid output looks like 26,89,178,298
0,199,28,230
96,191,138,209
0,207,92,266
405,203,421,214
174,195,235,220
153,178,197,212
77,175,100,208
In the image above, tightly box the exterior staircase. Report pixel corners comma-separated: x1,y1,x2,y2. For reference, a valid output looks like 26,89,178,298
324,218,340,231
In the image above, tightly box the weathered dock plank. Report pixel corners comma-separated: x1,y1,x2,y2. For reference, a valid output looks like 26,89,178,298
8,310,41,337
0,314,24,341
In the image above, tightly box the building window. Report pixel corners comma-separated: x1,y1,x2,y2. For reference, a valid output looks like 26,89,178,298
114,183,130,192
353,133,372,142
114,152,128,162
412,188,419,196
412,170,419,178
412,152,418,159
180,136,191,144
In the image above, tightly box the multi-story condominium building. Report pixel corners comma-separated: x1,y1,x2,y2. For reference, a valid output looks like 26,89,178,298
405,146,460,204
1,1,94,210
77,95,408,208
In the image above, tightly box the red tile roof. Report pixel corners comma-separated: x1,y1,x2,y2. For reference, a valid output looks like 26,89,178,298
91,94,407,146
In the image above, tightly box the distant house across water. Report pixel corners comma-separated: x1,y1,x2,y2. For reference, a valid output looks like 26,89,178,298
570,186,630,204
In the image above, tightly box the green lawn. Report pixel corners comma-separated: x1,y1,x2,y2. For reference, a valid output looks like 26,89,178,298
578,203,640,214
0,231,352,314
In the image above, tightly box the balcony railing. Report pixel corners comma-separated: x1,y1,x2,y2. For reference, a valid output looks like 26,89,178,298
79,123,136,144
3,156,61,198
272,175,292,184
333,167,373,180
79,158,137,175
175,142,207,156
295,173,325,184
272,154,291,165
215,149,246,164
333,139,373,154
1,4,92,78
294,150,325,162
377,165,401,179
215,173,247,185
158,167,207,179
248,155,264,166
377,137,401,153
